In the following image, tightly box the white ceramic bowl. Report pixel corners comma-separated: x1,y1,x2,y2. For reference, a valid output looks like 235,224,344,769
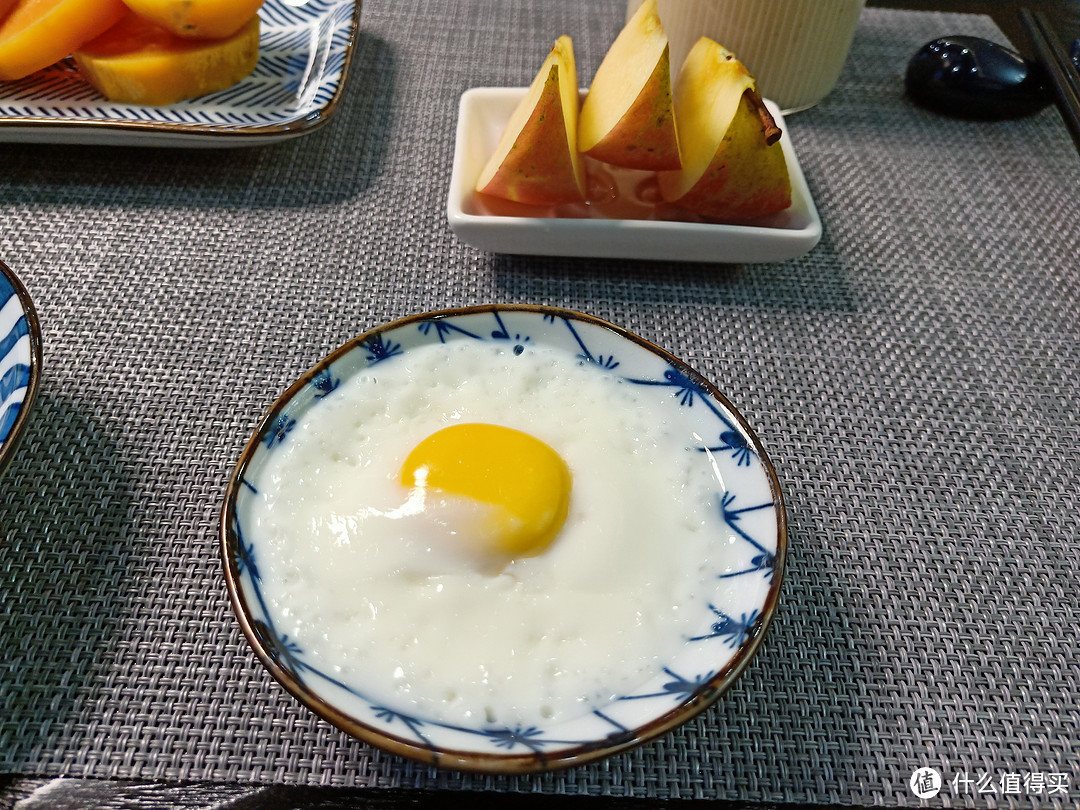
221,305,787,773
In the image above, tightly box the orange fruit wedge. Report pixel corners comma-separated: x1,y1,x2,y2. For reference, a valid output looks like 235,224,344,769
0,0,18,25
119,0,265,40
73,12,259,105
0,0,127,80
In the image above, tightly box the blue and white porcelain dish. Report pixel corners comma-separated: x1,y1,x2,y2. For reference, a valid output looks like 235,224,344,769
221,305,787,773
0,260,42,477
0,0,360,147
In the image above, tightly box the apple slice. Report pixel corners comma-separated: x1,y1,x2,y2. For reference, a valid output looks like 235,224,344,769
658,37,791,221
475,35,585,206
578,0,680,171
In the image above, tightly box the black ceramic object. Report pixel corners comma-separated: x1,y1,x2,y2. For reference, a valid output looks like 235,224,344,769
906,35,1052,120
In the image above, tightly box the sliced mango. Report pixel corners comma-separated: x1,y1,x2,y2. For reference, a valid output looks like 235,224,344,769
73,12,259,105
0,0,127,81
119,0,265,40
0,0,17,25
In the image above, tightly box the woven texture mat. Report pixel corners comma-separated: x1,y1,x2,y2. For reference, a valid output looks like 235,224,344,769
2,2,1079,806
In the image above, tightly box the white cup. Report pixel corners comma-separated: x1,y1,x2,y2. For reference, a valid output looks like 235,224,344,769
627,0,866,112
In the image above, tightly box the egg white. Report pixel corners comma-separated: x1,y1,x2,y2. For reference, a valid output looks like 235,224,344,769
251,340,719,727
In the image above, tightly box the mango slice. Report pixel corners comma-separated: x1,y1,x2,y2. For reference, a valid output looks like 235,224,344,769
73,12,259,105
0,0,127,81
119,0,265,40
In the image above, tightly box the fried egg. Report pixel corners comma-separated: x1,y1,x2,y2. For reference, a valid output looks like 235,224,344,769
250,339,718,727
400,422,572,565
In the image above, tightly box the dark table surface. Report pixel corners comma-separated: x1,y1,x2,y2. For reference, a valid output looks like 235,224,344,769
2,1,1079,807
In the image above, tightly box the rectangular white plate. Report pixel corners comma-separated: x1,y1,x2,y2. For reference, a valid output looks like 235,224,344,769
0,0,361,147
447,87,822,264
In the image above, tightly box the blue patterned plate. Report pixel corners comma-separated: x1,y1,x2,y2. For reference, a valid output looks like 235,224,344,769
221,305,787,773
0,260,42,477
0,0,360,147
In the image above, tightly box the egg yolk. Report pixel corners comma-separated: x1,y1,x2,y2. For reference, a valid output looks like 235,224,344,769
399,423,572,559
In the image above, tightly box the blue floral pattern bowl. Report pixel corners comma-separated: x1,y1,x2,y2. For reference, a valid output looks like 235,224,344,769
0,260,41,478
221,305,787,773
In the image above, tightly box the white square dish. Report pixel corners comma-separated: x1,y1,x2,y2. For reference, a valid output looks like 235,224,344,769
447,87,822,264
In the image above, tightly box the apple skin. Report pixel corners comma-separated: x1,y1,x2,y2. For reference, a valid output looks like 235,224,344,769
475,35,585,206
578,0,680,171
658,37,791,221
669,89,791,221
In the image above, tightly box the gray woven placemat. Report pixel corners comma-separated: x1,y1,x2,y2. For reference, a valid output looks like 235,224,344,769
2,1,1079,806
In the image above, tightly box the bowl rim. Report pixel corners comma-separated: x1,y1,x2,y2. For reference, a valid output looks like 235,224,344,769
220,303,788,774
0,259,43,479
